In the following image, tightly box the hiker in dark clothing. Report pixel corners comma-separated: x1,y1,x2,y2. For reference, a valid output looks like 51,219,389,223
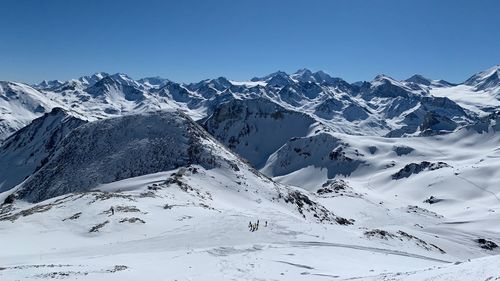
110,206,115,216
265,221,268,227
249,221,255,232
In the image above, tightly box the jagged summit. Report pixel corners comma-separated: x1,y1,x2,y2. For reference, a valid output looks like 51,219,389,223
291,68,315,82
464,65,500,92
75,72,110,87
405,74,433,86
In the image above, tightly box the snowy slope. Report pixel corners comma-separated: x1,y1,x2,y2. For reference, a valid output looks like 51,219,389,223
7,110,345,228
464,65,500,93
12,110,232,202
1,66,500,280
2,146,499,281
0,166,461,281
0,81,63,140
2,133,499,280
430,66,500,116
0,108,86,193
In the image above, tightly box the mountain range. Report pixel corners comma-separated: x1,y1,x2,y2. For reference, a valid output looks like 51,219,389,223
1,65,498,142
1,65,500,281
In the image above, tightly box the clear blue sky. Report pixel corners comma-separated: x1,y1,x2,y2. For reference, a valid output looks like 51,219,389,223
0,0,498,84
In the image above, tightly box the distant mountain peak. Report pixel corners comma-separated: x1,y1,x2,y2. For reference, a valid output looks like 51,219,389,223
75,72,110,86
250,70,289,83
266,71,293,87
406,74,430,80
405,74,432,86
34,80,65,90
293,68,313,76
465,65,500,91
291,68,316,83
138,76,169,88
373,74,396,83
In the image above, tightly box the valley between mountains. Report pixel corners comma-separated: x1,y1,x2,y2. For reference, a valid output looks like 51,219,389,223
1,66,500,280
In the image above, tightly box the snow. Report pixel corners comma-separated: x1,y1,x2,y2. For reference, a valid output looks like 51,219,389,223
431,84,500,116
229,80,267,87
1,66,500,280
0,166,463,280
2,159,499,280
0,81,64,140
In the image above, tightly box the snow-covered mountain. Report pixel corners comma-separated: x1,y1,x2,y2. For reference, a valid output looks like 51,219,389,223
431,66,500,115
1,66,500,280
404,74,455,88
1,65,497,143
6,110,343,228
464,65,500,93
0,81,64,141
202,98,320,168
0,108,86,193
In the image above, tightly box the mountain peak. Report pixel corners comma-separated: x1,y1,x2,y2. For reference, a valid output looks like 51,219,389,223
405,74,432,86
34,80,65,90
250,70,289,83
465,65,499,84
464,65,500,91
295,67,312,73
138,76,169,87
291,68,315,82
75,72,110,87
110,73,134,81
373,74,395,83
266,71,293,87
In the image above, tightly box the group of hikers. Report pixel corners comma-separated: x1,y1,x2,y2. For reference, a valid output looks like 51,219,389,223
248,220,267,232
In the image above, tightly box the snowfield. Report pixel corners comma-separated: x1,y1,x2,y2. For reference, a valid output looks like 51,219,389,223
1,164,499,280
1,66,500,280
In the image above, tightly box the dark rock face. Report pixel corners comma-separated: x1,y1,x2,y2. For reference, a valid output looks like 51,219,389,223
466,111,500,133
393,145,414,156
476,238,498,250
365,229,445,253
423,196,444,204
314,98,344,119
419,112,457,136
316,179,362,198
317,179,351,195
392,161,450,180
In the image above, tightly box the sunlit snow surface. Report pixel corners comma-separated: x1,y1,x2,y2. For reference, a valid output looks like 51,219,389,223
2,128,500,281
1,67,500,280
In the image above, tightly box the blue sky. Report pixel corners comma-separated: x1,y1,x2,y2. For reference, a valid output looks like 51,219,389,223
0,0,498,84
